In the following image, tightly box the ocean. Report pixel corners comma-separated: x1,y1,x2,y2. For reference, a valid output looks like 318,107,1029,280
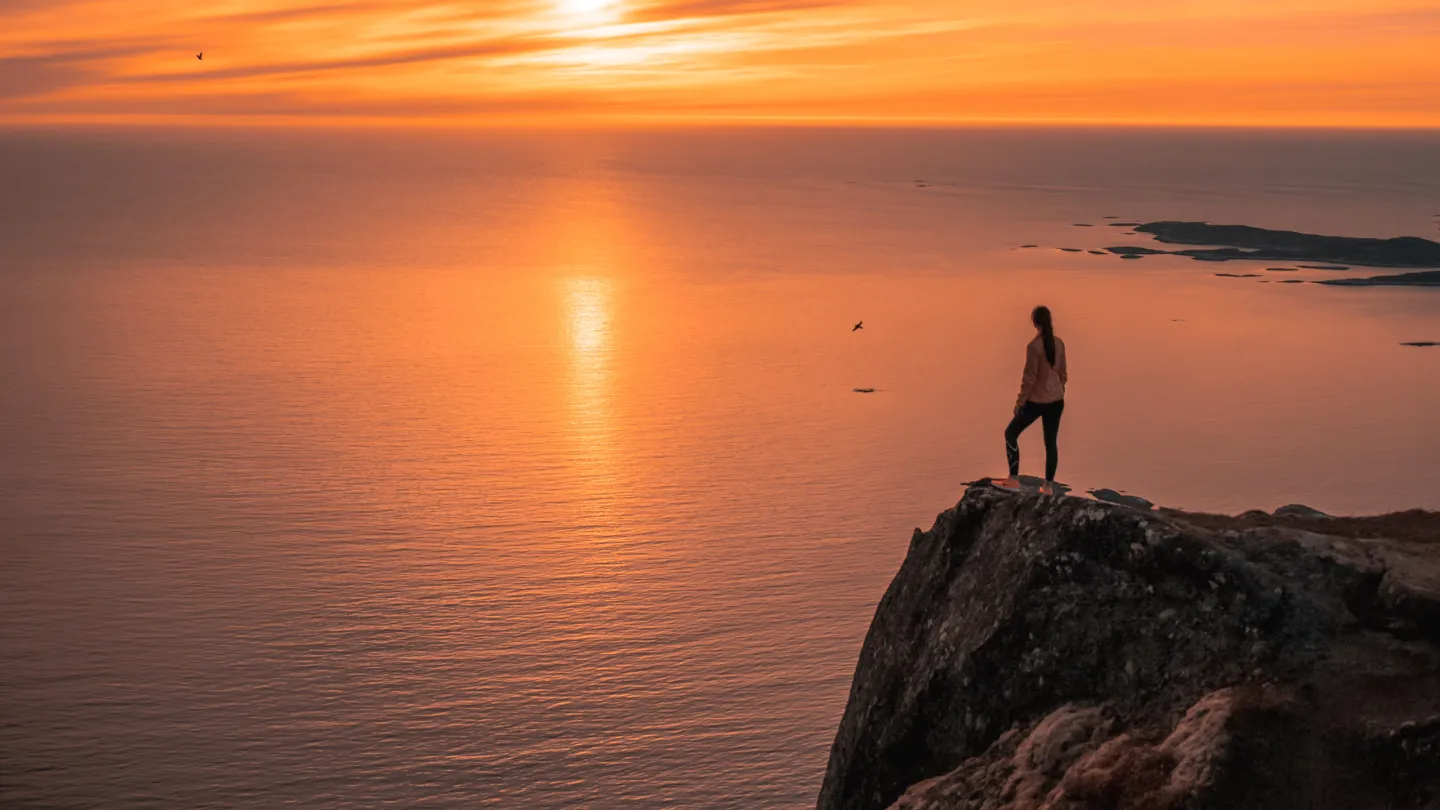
2,126,1438,807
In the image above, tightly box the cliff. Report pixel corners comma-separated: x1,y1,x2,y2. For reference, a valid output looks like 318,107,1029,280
817,483,1440,810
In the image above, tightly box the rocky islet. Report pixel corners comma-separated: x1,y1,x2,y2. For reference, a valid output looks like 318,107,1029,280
1047,221,1440,286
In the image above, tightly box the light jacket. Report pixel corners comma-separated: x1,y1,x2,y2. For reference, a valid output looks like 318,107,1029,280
1017,334,1067,409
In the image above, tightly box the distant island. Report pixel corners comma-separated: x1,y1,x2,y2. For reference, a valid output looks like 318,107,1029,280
1103,221,1440,269
1317,270,1440,287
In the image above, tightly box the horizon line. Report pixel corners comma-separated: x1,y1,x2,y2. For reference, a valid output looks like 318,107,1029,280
6,113,1440,133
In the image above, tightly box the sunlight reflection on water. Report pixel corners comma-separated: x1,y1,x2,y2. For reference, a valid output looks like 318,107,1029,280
565,275,615,427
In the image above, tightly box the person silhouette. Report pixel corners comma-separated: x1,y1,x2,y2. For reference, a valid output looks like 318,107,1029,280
997,306,1067,495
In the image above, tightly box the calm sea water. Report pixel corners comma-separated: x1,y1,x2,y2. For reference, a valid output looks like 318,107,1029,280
2,127,1438,808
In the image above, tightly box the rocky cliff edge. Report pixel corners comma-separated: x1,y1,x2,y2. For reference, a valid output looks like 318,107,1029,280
818,482,1440,810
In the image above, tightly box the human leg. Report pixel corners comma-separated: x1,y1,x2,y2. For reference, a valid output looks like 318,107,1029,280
1004,403,1041,478
1040,400,1065,482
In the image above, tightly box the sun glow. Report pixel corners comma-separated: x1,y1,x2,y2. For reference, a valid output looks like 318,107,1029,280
557,0,619,21
3,0,1438,127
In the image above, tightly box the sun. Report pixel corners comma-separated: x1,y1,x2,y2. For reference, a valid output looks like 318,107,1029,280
552,0,622,30
557,0,616,15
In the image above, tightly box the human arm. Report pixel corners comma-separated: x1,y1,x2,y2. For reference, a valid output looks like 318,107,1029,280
1016,342,1038,411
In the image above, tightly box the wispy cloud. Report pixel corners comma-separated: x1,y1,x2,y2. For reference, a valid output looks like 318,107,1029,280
202,2,387,26
3,0,1438,126
0,43,171,99
626,0,846,22
120,37,561,84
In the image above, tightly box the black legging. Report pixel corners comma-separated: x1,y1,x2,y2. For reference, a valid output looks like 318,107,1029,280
1005,400,1064,481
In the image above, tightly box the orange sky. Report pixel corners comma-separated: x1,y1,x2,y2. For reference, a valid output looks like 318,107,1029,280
4,0,1439,127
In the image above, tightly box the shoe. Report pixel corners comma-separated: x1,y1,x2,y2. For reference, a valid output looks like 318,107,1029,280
1038,482,1055,496
993,477,1023,491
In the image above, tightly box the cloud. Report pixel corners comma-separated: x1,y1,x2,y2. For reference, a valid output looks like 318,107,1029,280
2,83,611,119
0,55,95,99
627,0,846,22
0,43,167,99
202,2,387,26
2,0,1437,125
120,36,563,84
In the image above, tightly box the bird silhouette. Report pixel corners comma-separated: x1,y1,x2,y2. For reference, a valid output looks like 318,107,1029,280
196,52,203,60
852,321,863,332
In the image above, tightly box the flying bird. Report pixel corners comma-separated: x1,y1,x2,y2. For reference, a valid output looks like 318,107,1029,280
196,52,203,60
852,321,863,332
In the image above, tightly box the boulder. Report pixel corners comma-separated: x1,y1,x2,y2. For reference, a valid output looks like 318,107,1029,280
1273,504,1331,520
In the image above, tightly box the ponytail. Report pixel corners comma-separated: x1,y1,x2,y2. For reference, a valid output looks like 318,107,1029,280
1032,306,1056,366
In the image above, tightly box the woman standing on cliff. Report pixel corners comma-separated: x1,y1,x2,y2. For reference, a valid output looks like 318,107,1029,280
998,306,1067,495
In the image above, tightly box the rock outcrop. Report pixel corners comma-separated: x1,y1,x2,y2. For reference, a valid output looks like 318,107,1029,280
1317,270,1440,287
817,483,1440,810
1133,222,1440,268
